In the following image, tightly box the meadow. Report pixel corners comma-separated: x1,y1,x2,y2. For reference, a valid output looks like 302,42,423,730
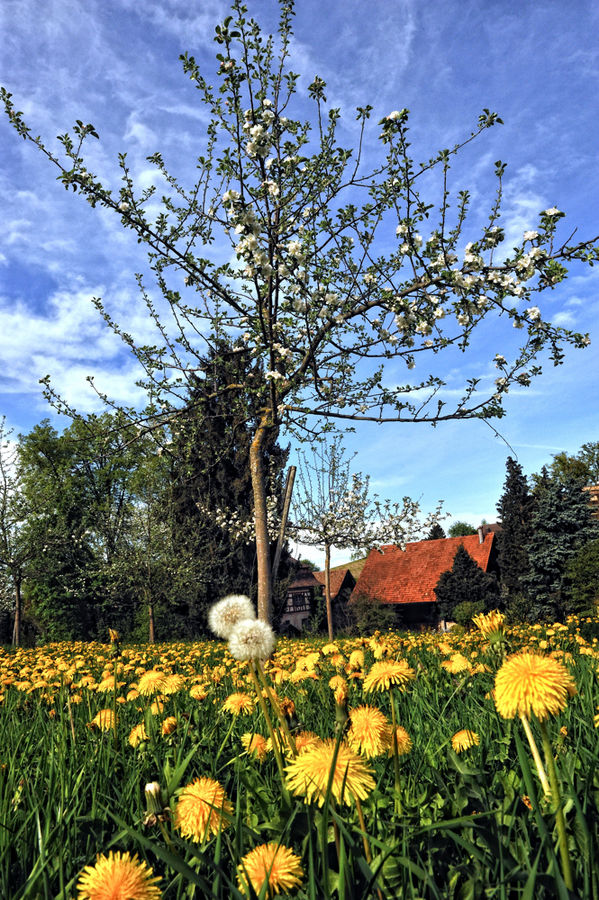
1,611,598,899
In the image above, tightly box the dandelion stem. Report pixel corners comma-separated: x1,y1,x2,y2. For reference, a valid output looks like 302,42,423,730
256,660,298,756
355,796,371,862
539,719,573,891
389,689,403,816
519,714,550,798
248,662,289,795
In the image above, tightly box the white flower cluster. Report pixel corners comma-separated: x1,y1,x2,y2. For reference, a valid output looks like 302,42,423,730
195,495,281,543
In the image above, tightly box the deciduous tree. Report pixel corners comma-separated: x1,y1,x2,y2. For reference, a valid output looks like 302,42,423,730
290,437,439,638
3,0,598,623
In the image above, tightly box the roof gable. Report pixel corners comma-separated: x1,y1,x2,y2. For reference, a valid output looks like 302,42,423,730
352,533,496,605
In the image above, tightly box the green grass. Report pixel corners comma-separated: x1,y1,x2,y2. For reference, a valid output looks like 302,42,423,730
0,618,598,898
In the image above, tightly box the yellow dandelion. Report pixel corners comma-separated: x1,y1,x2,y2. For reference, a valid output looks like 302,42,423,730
285,739,375,806
472,609,505,637
241,732,270,762
150,699,164,716
494,653,576,721
76,850,162,900
161,716,178,736
128,723,148,747
222,692,255,715
94,677,117,693
347,706,392,758
189,683,208,700
441,653,472,674
161,674,186,695
363,659,415,693
388,725,412,757
292,731,321,755
89,709,115,732
237,843,303,898
451,729,480,753
174,777,233,842
347,649,364,671
137,671,168,696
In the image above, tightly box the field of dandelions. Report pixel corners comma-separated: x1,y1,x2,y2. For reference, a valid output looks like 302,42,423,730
1,602,599,899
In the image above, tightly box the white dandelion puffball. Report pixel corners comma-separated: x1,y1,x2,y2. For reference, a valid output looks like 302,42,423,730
208,594,256,639
228,618,276,661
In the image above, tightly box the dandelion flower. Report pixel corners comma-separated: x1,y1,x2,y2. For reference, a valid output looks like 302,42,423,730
229,619,276,661
174,777,232,842
494,653,576,721
363,659,415,693
223,692,255,715
89,709,115,731
472,609,505,637
161,716,178,736
347,706,391,758
161,674,185,695
292,731,321,755
388,725,412,757
347,649,364,671
285,739,375,806
189,683,208,701
451,729,480,753
241,732,270,762
441,653,472,674
137,671,168,696
209,594,255,639
76,850,162,899
237,843,303,898
128,723,148,747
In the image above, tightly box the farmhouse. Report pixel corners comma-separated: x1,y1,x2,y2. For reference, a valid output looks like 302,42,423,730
351,527,499,628
281,527,500,632
281,559,366,632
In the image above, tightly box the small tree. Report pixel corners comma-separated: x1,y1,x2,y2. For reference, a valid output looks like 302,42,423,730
426,523,446,540
290,438,439,638
434,544,499,625
3,0,598,624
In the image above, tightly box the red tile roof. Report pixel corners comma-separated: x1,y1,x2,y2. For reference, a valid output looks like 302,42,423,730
352,533,496,605
313,568,352,598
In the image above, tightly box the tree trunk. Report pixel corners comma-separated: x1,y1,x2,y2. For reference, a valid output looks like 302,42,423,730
12,577,22,647
324,543,334,640
250,416,273,622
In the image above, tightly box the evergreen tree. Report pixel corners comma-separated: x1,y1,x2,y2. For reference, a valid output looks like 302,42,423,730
565,538,599,616
434,544,499,624
426,523,446,540
523,471,599,621
168,341,290,633
496,457,534,604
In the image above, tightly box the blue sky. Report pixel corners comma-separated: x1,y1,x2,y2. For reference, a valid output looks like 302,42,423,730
1,0,598,566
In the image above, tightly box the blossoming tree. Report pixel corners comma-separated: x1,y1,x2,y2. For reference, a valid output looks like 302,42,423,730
2,0,598,624
290,438,441,638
